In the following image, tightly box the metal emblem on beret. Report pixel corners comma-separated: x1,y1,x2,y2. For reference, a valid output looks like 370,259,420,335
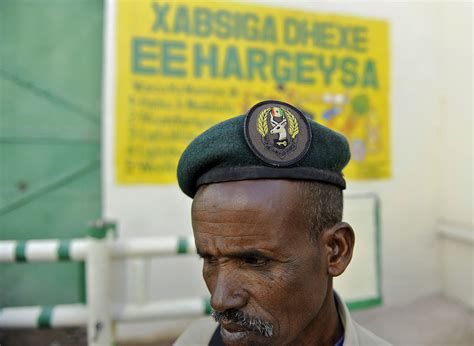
244,100,312,166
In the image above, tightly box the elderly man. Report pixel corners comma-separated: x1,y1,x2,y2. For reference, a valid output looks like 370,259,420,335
175,101,389,345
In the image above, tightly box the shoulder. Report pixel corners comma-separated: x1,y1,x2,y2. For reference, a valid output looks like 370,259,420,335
350,320,391,346
334,291,391,346
174,317,218,346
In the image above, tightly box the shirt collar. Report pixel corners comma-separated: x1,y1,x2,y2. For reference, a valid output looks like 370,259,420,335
334,290,360,346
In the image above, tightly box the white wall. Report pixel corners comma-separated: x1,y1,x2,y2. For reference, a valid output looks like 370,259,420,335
437,2,473,308
438,2,473,226
102,0,473,339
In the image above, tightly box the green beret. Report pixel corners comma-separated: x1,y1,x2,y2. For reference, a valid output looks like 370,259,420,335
177,100,350,198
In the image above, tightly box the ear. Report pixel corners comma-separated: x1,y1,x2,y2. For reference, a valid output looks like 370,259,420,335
321,222,355,277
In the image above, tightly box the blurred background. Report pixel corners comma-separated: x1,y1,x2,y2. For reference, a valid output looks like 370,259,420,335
0,0,472,345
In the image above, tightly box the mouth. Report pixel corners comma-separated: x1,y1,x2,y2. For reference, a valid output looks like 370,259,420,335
212,309,274,340
220,322,251,342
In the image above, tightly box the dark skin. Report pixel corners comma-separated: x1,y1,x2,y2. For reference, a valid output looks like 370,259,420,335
192,179,355,346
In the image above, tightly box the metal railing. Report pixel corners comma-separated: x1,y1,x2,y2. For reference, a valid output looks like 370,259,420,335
0,221,210,345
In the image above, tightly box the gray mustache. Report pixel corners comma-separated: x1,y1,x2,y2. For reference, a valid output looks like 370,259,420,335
212,309,274,337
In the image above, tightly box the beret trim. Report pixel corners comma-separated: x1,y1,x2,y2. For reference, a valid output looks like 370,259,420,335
195,165,346,195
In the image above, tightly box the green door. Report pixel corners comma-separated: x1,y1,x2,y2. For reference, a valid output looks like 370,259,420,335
0,0,103,306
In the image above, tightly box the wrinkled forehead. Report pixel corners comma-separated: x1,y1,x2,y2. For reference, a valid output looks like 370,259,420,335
192,179,302,212
191,180,313,253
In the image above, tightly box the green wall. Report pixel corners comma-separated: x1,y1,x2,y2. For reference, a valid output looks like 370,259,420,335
0,0,103,306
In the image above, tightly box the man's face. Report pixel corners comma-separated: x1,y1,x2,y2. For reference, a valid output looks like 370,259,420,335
192,180,332,345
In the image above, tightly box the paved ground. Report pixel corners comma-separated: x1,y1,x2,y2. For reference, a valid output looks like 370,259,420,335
0,328,87,346
1,294,472,345
352,294,474,346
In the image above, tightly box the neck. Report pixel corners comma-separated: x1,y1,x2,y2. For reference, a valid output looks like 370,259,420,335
288,286,343,346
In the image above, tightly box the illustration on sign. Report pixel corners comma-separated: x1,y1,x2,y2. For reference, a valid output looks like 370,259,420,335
115,1,390,183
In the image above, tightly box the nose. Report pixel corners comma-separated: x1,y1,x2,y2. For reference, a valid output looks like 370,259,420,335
210,267,249,313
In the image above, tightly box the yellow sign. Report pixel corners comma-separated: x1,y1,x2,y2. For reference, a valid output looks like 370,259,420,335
116,1,390,183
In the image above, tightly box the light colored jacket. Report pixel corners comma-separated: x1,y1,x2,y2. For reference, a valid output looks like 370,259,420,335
174,292,391,345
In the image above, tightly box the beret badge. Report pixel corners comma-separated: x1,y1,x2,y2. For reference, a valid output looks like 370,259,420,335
244,100,312,167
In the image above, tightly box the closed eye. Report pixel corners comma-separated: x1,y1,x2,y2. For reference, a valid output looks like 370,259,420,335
197,250,272,267
199,253,218,264
243,256,269,267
